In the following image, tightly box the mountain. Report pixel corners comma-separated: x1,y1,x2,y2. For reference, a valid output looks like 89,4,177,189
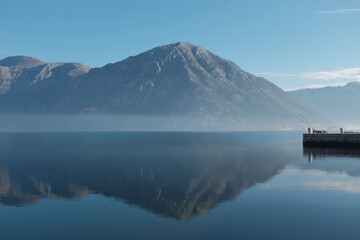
0,56,45,68
289,82,360,128
0,56,91,111
0,42,328,130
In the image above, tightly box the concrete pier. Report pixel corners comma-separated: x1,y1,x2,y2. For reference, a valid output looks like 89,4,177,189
303,133,360,147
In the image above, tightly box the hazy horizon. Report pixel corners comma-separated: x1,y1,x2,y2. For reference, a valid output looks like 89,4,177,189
0,114,358,132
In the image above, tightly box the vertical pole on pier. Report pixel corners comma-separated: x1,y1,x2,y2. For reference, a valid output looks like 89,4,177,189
308,128,312,134
340,128,344,134
308,153,313,163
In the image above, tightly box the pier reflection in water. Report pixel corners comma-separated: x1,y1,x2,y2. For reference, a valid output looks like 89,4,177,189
302,146,360,177
304,146,360,159
1,132,360,240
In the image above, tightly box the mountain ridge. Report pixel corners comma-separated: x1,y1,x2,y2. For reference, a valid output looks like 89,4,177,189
0,42,329,130
289,81,360,127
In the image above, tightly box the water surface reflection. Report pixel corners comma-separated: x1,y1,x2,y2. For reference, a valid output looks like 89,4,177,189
1,132,360,240
0,132,298,219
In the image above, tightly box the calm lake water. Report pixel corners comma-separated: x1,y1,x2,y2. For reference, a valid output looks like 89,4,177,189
0,132,360,240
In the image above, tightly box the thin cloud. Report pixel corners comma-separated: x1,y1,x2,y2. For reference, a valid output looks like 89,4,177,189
257,72,297,77
318,8,360,14
300,68,360,80
321,8,360,14
258,68,360,81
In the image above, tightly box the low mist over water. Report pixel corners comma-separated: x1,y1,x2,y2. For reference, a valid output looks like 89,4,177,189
0,114,311,132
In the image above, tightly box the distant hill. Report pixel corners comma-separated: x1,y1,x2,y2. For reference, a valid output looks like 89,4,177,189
289,82,360,128
0,42,328,130
0,57,91,110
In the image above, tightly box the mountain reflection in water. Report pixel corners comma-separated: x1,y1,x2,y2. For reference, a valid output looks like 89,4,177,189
0,132,298,219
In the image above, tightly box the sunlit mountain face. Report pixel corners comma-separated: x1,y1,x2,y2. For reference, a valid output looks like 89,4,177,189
0,132,298,219
0,43,328,130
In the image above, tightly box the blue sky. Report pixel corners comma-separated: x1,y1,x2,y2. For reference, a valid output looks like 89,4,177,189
1,0,359,90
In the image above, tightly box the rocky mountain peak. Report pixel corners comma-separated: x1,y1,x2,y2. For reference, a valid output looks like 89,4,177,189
166,42,207,54
161,42,214,59
0,56,45,68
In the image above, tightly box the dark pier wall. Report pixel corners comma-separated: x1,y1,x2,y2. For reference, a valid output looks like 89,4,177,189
303,134,360,147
